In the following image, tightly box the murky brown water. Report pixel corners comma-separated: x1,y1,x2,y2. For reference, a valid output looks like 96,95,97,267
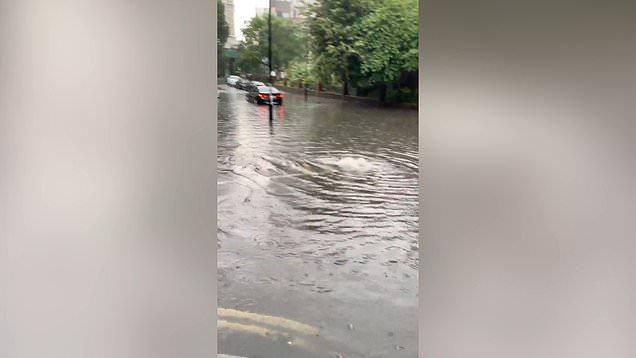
218,85,418,358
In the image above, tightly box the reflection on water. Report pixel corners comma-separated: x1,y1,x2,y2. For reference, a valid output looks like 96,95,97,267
218,85,418,358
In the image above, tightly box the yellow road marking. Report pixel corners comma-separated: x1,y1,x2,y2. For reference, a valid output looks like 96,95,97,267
218,308,320,337
218,319,313,351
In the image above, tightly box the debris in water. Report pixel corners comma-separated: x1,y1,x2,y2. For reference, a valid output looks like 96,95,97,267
334,259,348,265
395,345,405,351
314,286,332,293
347,323,355,331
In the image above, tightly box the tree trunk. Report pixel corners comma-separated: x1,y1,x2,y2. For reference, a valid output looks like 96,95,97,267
379,83,388,105
318,81,323,92
343,80,349,96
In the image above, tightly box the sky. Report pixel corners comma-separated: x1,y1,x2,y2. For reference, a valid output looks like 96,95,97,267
233,0,269,41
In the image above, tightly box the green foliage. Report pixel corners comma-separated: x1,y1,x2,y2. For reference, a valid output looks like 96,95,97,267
236,43,264,76
217,0,229,75
388,87,418,104
303,0,418,101
288,60,316,86
236,15,306,76
306,0,373,87
353,0,418,85
217,0,229,46
229,0,419,103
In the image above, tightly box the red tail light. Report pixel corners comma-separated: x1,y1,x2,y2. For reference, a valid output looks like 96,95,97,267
259,93,269,99
275,93,283,98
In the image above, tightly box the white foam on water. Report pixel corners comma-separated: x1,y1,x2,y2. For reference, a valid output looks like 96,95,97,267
331,157,376,172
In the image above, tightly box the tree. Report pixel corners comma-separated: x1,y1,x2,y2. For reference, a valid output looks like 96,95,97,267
288,59,316,87
236,15,306,78
217,0,230,76
307,0,374,95
353,0,418,103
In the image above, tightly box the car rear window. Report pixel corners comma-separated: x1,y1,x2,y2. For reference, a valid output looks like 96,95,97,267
257,86,280,93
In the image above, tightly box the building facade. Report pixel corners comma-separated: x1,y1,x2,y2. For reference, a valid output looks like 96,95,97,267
221,0,238,48
256,0,314,22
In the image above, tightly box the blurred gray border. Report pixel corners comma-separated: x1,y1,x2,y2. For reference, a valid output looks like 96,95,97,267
1,1,217,357
419,1,636,357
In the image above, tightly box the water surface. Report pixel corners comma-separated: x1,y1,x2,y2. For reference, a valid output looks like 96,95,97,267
218,85,418,358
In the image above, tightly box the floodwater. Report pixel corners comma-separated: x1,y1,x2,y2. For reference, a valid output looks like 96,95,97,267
217,85,418,358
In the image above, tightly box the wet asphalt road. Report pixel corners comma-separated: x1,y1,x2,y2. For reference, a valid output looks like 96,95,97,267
217,84,418,358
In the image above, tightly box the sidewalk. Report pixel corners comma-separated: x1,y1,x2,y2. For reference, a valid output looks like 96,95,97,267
276,85,418,110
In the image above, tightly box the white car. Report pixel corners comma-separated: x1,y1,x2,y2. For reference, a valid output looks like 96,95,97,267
226,75,241,86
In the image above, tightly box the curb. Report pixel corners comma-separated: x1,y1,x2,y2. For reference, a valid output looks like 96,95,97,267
276,85,418,110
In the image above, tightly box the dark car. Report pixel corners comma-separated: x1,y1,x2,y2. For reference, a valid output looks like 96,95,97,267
235,78,251,90
246,85,283,105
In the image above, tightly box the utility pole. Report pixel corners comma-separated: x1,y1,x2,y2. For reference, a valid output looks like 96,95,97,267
268,0,274,121
268,0,273,85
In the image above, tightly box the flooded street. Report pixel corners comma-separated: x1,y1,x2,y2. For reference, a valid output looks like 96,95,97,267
217,85,418,357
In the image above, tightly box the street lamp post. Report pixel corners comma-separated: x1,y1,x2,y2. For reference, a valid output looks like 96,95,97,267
268,0,274,121
268,0,273,85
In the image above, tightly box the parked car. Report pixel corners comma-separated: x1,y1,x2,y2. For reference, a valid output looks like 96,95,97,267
226,75,241,86
235,78,251,90
246,86,283,105
242,82,265,94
